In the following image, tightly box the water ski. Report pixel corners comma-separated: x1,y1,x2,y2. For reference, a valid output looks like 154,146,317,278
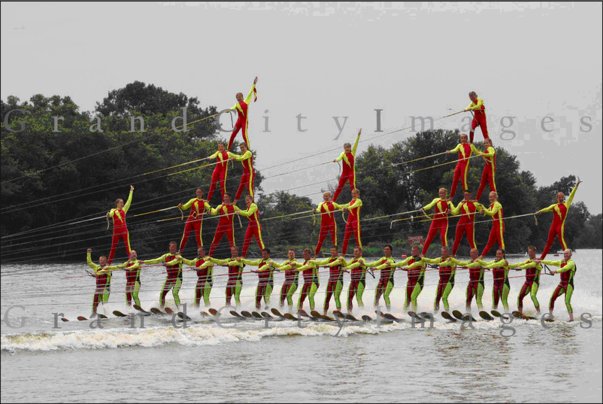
344,313,359,321
112,310,127,318
376,310,403,322
177,312,192,321
271,308,285,319
463,314,477,322
133,305,149,314
230,310,245,319
441,311,457,322
491,310,502,318
283,313,297,321
452,310,464,320
240,311,253,319
261,312,274,320
333,310,346,319
77,316,87,321
150,308,164,315
208,308,219,317
408,311,422,320
479,311,494,321
252,312,264,320
164,307,175,315
362,315,373,322
311,310,330,321
98,314,108,319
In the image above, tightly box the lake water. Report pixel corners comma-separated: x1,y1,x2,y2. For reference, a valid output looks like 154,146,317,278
2,250,602,402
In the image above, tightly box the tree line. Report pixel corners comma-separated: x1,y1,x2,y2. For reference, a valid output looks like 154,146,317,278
1,82,600,262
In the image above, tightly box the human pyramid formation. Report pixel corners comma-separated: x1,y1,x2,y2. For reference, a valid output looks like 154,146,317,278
86,80,582,322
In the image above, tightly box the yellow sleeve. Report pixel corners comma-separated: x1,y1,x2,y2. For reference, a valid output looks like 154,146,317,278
241,258,262,266
404,260,425,270
538,204,557,214
108,208,116,218
87,252,100,271
244,83,256,104
483,202,501,217
123,189,133,213
483,259,506,269
541,260,562,267
450,144,461,154
556,260,576,273
227,151,242,161
517,261,538,270
144,254,168,265
422,257,442,265
364,257,385,267
210,257,230,266
423,198,439,211
315,203,322,213
469,143,480,155
345,258,365,270
332,202,344,210
352,131,361,156
313,258,331,266
348,198,363,209
566,183,580,208
181,257,197,267
237,203,258,218
467,98,484,111
335,151,345,162
210,204,222,216
451,201,463,216
393,256,412,267
181,198,196,211
454,259,471,267
208,151,219,159
481,146,495,158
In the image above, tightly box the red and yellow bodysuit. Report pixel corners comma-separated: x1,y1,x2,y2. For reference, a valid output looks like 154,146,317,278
228,82,257,150
340,197,363,256
107,189,133,264
179,197,211,252
422,197,454,255
314,200,342,255
235,202,265,258
467,97,489,143
229,150,255,201
207,149,230,202
449,142,478,198
208,203,236,256
451,199,482,255
538,184,579,259
476,145,497,200
333,132,360,202
481,201,505,256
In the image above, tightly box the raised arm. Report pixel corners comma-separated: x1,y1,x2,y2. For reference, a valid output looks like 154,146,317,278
352,129,361,156
244,81,257,104
123,187,134,213
565,182,581,208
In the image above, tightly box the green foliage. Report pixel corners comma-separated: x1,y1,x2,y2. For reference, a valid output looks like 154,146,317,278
1,89,599,263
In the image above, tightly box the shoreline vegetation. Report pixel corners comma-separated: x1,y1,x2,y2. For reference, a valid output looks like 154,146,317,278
2,82,601,263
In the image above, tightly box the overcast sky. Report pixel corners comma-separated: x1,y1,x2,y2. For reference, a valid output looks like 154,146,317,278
2,2,601,213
